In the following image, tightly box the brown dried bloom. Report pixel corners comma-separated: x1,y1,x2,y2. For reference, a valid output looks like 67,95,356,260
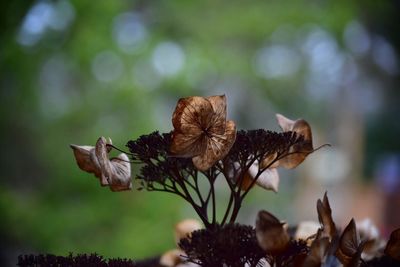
71,137,132,191
170,95,236,171
262,114,314,169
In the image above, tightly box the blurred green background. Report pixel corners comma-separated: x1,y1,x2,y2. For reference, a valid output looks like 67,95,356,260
1,0,400,265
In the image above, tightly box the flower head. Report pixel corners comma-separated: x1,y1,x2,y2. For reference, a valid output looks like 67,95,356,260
71,137,132,191
170,95,236,171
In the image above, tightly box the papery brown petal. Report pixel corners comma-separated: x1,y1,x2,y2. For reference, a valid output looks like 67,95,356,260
245,161,279,192
275,115,314,169
276,113,295,132
260,152,280,169
192,120,236,171
95,137,113,186
70,144,100,176
385,228,400,261
317,192,336,240
206,95,227,135
336,219,361,266
256,210,289,254
172,96,213,133
302,237,329,267
108,153,132,192
170,131,206,157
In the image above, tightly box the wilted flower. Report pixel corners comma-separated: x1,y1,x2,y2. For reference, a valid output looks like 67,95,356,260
71,137,132,191
170,95,236,171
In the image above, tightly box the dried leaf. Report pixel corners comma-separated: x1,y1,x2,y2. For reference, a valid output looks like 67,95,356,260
385,228,400,261
256,210,289,254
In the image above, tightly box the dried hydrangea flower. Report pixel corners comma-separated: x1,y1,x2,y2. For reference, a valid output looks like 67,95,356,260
335,219,364,267
170,95,236,171
262,114,314,169
70,137,112,185
70,137,132,191
256,210,289,254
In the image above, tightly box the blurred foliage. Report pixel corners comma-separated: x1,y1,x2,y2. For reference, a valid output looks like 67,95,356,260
0,0,400,265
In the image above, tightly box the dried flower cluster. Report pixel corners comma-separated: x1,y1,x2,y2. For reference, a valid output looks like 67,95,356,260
61,94,400,267
175,193,400,267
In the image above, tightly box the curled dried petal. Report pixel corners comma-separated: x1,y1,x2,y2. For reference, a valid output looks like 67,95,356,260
275,114,314,169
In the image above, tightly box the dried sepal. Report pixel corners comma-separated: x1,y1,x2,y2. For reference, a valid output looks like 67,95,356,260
170,95,236,171
70,144,101,178
241,160,279,193
385,228,400,261
317,192,336,241
71,137,131,191
256,210,289,254
357,219,384,260
302,237,330,267
95,137,132,191
275,114,314,169
336,219,364,267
